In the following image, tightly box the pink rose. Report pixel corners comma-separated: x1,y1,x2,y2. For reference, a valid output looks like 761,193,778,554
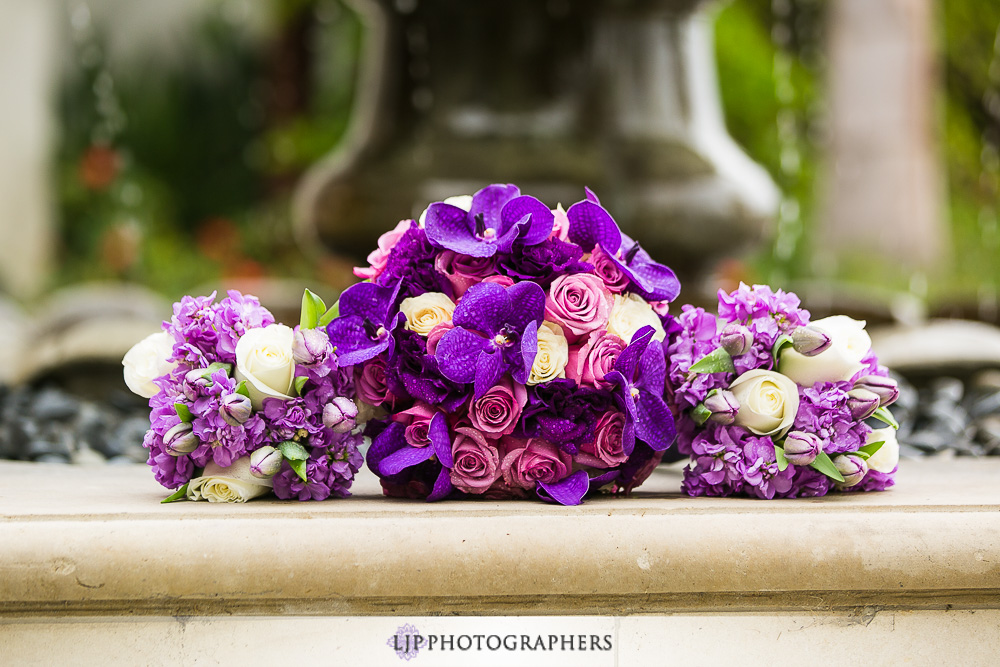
501,437,573,490
576,411,628,468
468,376,527,438
435,251,498,298
356,357,391,406
589,244,630,293
650,300,671,317
449,427,502,494
544,273,613,342
566,330,625,389
483,275,515,288
549,205,571,241
353,219,411,280
425,321,454,356
392,402,436,448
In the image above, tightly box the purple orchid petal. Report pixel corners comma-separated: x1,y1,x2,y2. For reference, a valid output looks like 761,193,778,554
536,470,589,506
378,445,435,476
606,245,681,302
499,195,555,248
337,279,401,322
636,338,667,393
566,200,622,255
366,421,407,476
514,319,539,385
326,315,393,366
425,202,495,257
622,418,636,457
436,327,490,383
469,183,520,232
474,349,505,399
426,466,454,502
452,281,510,334
429,412,453,468
589,469,620,491
504,281,546,333
584,186,601,204
634,392,676,452
612,325,655,379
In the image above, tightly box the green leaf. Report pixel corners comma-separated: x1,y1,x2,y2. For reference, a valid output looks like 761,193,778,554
289,458,308,483
174,403,193,423
691,403,713,426
856,441,885,460
872,407,899,430
772,334,793,364
161,483,189,504
318,300,340,327
279,440,309,461
688,348,736,375
300,289,327,330
810,451,845,482
774,445,789,471
294,375,308,395
234,380,250,398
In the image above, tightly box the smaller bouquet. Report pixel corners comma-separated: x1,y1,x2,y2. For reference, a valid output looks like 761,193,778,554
122,289,363,503
667,283,900,499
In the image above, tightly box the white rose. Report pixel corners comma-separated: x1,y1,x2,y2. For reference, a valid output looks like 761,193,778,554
122,331,177,399
528,321,569,385
400,292,455,336
779,315,871,387
187,456,273,503
418,194,473,227
730,369,800,438
235,324,297,410
865,426,899,473
606,292,666,344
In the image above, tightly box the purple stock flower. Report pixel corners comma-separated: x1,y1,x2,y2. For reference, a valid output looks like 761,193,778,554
604,325,677,454
326,280,406,367
272,431,364,501
435,281,546,398
424,184,554,258
794,382,871,454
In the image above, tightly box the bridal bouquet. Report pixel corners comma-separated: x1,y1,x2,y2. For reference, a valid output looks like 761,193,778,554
122,289,363,502
667,283,899,498
329,184,680,505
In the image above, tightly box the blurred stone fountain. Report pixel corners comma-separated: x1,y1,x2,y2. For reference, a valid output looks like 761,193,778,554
295,0,779,285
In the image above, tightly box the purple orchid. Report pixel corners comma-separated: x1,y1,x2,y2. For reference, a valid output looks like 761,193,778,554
367,414,454,502
605,325,677,455
435,280,546,398
325,280,406,367
424,184,555,258
566,190,680,302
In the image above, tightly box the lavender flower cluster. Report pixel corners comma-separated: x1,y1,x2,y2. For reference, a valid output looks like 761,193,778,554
667,284,900,499
126,290,363,502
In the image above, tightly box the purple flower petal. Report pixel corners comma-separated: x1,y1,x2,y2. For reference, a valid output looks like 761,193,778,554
504,281,546,333
453,281,509,334
514,319,539,385
634,393,676,451
474,349,505,399
378,445,435,476
636,338,667,393
622,419,636,457
436,327,490,383
425,203,494,257
469,183,520,232
567,200,622,254
613,325,655,378
498,195,555,249
338,279,401,322
366,421,406,476
326,315,393,366
589,469,620,491
429,412,452,468
606,243,680,302
536,470,589,506
426,466,454,502
584,187,601,204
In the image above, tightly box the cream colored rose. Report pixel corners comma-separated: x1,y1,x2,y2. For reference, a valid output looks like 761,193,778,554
418,194,473,227
235,324,297,409
730,369,800,438
400,292,456,336
187,457,273,503
606,292,666,344
780,315,872,387
122,331,177,399
865,426,899,473
528,321,569,385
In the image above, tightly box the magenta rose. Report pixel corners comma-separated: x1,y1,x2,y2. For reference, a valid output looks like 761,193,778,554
544,272,614,342
589,244,631,293
435,251,498,298
392,402,436,448
576,411,628,468
468,375,527,438
483,275,515,288
356,357,391,406
450,427,502,494
566,330,626,389
353,219,411,280
500,437,573,490
425,321,454,356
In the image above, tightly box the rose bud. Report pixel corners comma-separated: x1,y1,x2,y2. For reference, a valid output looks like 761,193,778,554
164,422,198,456
292,327,332,366
791,325,832,357
702,389,739,425
323,397,359,433
854,375,899,408
719,323,753,357
249,446,283,478
833,453,868,487
219,393,252,426
847,388,880,421
783,431,821,466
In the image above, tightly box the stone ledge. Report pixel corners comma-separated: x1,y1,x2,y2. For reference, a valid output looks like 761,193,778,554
2,459,999,616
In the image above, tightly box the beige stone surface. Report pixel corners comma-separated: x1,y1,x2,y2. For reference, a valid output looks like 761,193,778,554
2,459,1000,617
